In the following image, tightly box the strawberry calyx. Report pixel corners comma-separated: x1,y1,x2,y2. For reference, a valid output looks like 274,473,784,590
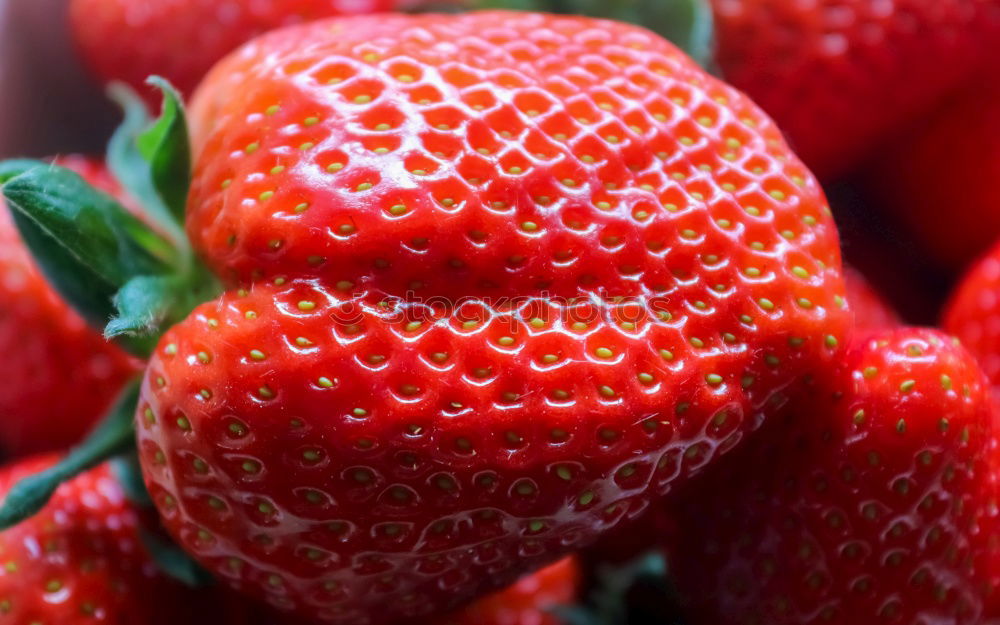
0,79,216,560
472,0,715,69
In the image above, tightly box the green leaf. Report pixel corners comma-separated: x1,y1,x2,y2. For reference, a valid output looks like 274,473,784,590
106,274,180,339
0,159,45,184
138,77,191,226
111,452,153,508
140,530,215,587
107,83,181,242
0,380,141,529
2,165,176,331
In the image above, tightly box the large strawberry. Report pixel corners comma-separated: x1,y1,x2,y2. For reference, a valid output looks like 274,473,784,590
70,0,442,101
873,83,1000,272
0,454,225,624
0,156,137,456
664,327,999,623
1,9,849,624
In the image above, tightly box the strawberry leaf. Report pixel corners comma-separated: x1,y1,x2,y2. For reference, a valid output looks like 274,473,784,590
106,274,180,340
107,82,184,245
138,77,191,225
0,380,140,529
1,164,177,340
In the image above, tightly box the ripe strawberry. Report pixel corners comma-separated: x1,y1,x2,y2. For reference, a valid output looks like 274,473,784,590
710,0,1000,179
873,83,1000,271
0,156,138,456
944,239,1000,390
70,0,441,101
136,11,849,623
844,265,899,331
0,455,218,624
664,327,999,624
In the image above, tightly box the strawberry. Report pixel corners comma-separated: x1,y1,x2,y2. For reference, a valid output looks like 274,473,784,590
873,83,1000,272
0,156,137,456
664,327,999,624
70,0,442,101
944,239,1000,391
132,11,848,623
708,0,1000,179
844,265,899,331
0,455,220,624
0,9,849,623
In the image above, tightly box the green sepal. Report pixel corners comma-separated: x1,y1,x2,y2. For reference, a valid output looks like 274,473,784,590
139,77,191,226
556,552,679,625
471,0,715,69
140,529,215,587
107,83,183,245
111,452,153,508
0,159,45,185
106,274,181,340
0,380,141,529
1,165,176,334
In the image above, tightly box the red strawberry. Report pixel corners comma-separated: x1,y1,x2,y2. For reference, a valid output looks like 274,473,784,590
710,0,1000,179
664,327,999,623
0,455,222,624
944,239,1000,391
70,0,442,101
844,265,899,331
125,10,849,624
0,156,138,456
874,83,1000,271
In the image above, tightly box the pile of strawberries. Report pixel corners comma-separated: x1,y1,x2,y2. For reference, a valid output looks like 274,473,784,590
0,0,997,623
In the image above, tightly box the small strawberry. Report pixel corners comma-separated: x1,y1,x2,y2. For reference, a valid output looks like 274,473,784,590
0,455,218,624
70,0,443,101
844,265,900,331
944,239,1000,390
873,83,1000,271
664,327,999,623
708,0,1000,179
0,156,137,456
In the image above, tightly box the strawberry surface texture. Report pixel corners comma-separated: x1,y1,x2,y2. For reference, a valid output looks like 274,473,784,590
133,10,849,624
711,0,1000,179
945,239,1000,391
0,456,220,624
0,156,137,456
665,327,1000,624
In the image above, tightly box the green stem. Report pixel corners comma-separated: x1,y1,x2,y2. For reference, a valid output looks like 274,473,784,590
0,379,141,529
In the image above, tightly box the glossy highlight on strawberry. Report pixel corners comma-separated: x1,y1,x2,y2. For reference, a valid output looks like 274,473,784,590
136,11,849,623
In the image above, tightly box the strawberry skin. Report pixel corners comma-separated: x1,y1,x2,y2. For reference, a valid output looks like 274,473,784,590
711,0,1000,179
0,456,219,624
665,328,999,624
0,156,137,456
844,265,899,331
944,240,1000,390
139,11,849,623
70,0,439,100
